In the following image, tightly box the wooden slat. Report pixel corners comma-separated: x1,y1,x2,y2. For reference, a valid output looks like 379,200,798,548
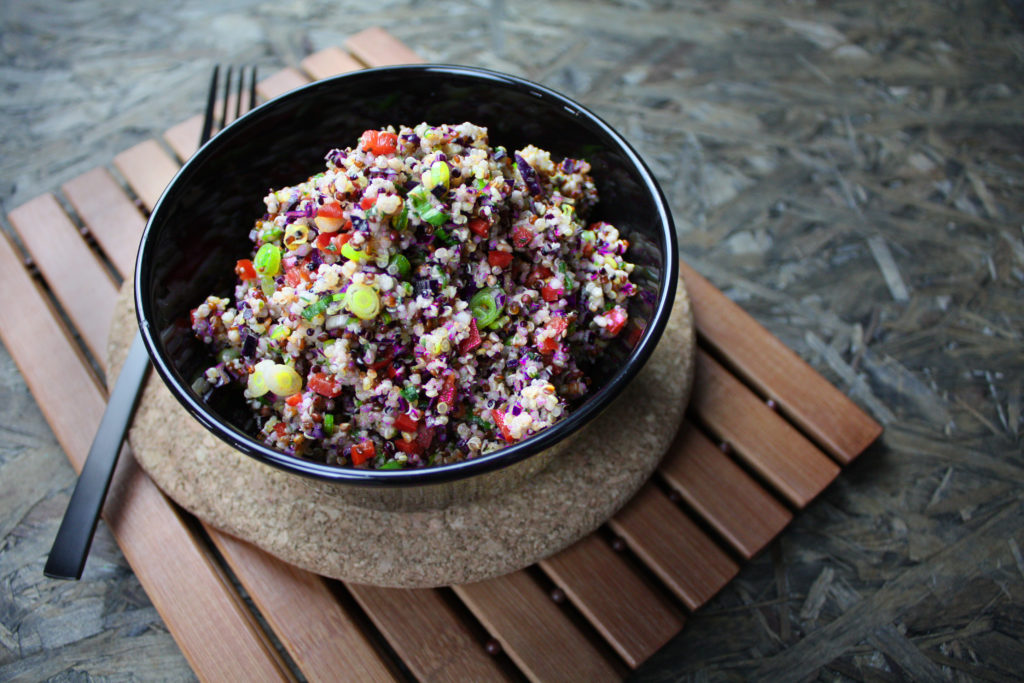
164,113,204,162
0,232,293,681
62,167,146,278
345,27,426,67
692,349,841,508
659,421,792,560
113,139,180,212
7,194,118,365
211,534,399,682
301,46,364,80
454,571,621,682
347,584,512,682
610,484,739,611
111,108,401,681
680,260,882,464
257,66,309,101
540,534,684,668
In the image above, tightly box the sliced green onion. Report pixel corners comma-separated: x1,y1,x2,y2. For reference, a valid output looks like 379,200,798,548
379,460,404,469
389,253,411,277
326,292,347,315
392,206,409,231
302,297,329,320
270,325,290,341
248,359,275,397
254,243,282,276
407,186,449,226
341,241,371,263
323,413,335,436
469,287,503,327
260,224,284,242
346,284,380,320
265,363,302,396
434,228,454,246
284,223,310,250
469,415,494,431
400,385,419,403
488,314,510,330
260,275,276,297
421,160,450,192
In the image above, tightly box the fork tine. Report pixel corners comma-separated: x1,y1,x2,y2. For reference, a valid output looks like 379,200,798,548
248,65,258,113
199,65,219,148
220,66,234,130
233,66,245,120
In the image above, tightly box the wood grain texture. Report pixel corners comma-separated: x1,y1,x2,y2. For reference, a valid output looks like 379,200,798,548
301,46,364,80
681,261,882,464
62,167,146,279
163,114,204,162
256,66,309,101
113,140,180,213
540,534,685,668
347,584,513,682
0,231,294,682
692,349,841,508
7,194,118,365
610,484,739,611
210,534,398,683
455,571,622,682
659,421,792,559
345,27,426,67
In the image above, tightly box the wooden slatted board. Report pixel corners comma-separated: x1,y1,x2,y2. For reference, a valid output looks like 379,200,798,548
0,28,882,681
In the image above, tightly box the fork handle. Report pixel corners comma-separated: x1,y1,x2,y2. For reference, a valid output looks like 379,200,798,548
44,332,152,580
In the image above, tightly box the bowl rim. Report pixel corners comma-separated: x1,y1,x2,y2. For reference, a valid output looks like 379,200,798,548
135,63,678,488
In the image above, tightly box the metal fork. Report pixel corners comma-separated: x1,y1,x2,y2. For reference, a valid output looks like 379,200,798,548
45,65,258,580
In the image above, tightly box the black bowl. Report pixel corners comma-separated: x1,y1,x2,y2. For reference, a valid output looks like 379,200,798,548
135,65,677,509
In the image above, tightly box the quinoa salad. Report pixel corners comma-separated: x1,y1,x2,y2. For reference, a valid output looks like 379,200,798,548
189,122,639,469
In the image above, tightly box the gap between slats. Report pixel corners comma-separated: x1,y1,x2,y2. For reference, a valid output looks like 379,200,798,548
0,231,294,681
455,570,624,682
680,260,882,465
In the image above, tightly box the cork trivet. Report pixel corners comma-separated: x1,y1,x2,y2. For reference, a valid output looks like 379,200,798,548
108,279,694,588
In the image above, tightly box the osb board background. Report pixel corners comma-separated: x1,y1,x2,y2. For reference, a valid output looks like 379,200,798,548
2,1,1023,681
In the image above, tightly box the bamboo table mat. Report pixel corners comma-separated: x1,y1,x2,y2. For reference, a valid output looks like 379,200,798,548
0,27,881,681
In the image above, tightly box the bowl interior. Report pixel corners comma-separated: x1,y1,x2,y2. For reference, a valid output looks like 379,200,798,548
136,65,677,485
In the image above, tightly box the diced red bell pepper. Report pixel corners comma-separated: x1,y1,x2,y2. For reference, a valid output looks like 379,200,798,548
468,218,489,238
459,318,482,354
394,438,422,456
537,316,568,354
369,347,395,371
350,440,376,466
284,265,311,287
273,422,287,438
235,259,258,280
394,412,419,434
512,225,533,249
488,250,513,268
414,424,434,452
360,195,377,210
438,374,457,408
317,202,344,219
285,393,302,406
491,408,515,442
605,306,628,337
308,372,342,398
540,284,563,302
360,130,398,155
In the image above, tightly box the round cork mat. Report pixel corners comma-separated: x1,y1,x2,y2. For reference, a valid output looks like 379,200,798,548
108,279,694,588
